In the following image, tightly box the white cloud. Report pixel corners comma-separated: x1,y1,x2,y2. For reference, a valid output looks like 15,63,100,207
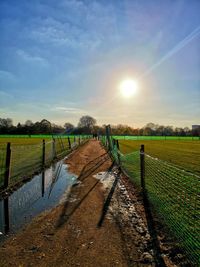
16,49,48,66
53,106,86,114
27,1,118,51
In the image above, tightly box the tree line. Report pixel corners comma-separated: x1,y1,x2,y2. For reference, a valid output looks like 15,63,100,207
0,116,199,136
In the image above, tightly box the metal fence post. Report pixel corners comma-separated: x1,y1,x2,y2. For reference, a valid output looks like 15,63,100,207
68,137,71,149
113,138,116,147
4,142,11,188
42,139,45,167
140,144,145,189
116,140,119,150
105,125,112,152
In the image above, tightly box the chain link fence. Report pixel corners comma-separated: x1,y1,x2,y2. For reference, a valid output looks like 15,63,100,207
101,132,200,265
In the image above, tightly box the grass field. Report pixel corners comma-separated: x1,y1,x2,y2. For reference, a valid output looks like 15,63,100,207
115,139,200,263
118,140,200,175
0,136,76,145
0,136,83,188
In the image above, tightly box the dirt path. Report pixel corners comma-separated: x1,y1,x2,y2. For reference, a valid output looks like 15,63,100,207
0,140,180,267
0,140,137,267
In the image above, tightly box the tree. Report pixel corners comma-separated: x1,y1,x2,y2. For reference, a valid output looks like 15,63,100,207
0,118,13,134
0,118,13,128
39,119,52,134
64,122,74,133
164,126,174,136
144,122,159,131
78,115,96,133
143,127,153,136
25,120,33,126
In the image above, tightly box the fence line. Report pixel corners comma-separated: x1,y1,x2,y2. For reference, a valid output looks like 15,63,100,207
101,133,200,265
0,134,92,139
112,135,200,141
0,135,90,190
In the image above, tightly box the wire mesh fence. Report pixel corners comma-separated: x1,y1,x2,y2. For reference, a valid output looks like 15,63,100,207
145,155,200,264
112,135,200,141
0,135,89,190
101,132,200,265
10,143,43,186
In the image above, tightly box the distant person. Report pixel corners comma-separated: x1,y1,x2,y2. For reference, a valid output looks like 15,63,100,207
93,133,97,139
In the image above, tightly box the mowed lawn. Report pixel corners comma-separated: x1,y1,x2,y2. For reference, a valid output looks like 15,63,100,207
118,140,200,175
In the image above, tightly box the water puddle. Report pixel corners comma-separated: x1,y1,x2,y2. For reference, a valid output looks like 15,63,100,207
94,171,116,190
0,159,77,241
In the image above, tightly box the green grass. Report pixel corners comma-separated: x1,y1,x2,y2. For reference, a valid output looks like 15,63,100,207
118,140,200,175
115,139,200,264
0,136,83,188
0,137,72,145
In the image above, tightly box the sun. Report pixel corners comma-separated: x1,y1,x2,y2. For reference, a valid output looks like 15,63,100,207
119,79,138,98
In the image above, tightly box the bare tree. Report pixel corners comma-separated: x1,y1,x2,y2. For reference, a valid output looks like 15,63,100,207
0,118,13,128
64,122,74,132
78,115,96,133
25,120,33,126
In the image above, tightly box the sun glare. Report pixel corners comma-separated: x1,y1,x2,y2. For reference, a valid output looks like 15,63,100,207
120,79,138,98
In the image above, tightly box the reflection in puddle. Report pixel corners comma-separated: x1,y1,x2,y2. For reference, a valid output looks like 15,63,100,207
0,160,77,240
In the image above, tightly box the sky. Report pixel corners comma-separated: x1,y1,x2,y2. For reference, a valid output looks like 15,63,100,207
0,0,200,128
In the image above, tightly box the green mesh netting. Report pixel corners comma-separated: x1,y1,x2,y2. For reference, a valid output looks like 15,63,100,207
101,135,200,265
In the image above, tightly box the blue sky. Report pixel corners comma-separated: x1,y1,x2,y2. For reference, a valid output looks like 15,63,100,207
0,0,199,127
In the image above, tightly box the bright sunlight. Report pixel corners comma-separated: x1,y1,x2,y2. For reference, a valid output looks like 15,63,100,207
119,79,138,98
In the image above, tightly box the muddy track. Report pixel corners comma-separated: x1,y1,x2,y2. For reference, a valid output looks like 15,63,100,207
0,140,178,267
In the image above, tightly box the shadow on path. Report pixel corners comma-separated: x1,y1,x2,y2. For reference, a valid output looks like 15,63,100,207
79,152,109,182
97,168,120,227
143,191,166,267
55,153,112,229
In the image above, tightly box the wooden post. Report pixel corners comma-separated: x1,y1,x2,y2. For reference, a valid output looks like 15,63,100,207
79,136,80,145
116,140,120,150
116,140,121,167
105,125,112,151
4,142,11,188
113,138,116,147
140,144,145,189
42,139,45,167
68,137,71,149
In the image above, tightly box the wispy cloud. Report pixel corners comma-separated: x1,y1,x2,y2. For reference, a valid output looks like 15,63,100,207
53,106,86,114
29,16,102,51
16,49,48,66
0,0,199,127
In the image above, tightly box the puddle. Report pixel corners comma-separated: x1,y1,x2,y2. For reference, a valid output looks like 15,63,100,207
94,171,115,190
0,159,77,241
